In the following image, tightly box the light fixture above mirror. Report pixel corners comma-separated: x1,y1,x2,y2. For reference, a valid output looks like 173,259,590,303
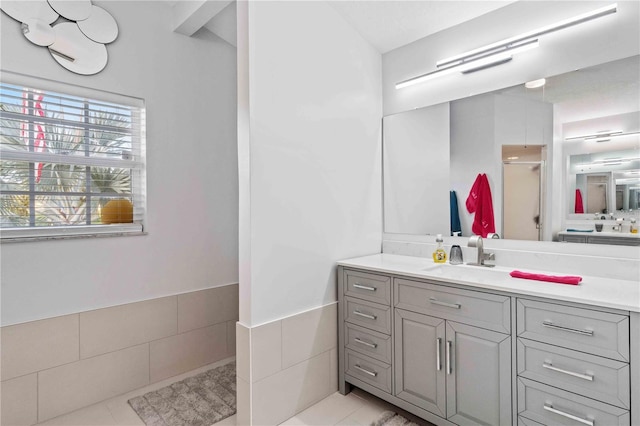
0,0,118,75
396,3,618,89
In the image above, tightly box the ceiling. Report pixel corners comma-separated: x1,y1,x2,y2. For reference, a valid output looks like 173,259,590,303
327,1,517,53
168,1,516,53
496,55,640,106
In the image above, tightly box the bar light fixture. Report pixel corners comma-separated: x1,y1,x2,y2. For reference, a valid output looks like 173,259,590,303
396,3,618,90
564,130,640,143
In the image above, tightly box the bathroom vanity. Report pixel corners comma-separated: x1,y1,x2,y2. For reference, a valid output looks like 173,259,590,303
558,231,640,246
337,254,639,426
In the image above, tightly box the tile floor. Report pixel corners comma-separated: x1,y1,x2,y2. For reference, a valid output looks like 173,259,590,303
35,357,430,426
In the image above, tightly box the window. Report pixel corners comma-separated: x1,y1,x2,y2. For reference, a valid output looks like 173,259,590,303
0,73,145,241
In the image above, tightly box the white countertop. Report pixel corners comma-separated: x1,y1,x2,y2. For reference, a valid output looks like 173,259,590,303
338,253,640,313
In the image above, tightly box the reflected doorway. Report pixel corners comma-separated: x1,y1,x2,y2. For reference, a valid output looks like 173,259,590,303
502,146,545,241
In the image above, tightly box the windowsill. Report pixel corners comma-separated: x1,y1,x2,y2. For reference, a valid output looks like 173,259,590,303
1,224,146,243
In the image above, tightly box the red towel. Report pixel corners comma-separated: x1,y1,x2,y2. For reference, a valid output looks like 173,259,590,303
575,189,584,214
466,174,495,238
510,270,582,285
466,174,482,213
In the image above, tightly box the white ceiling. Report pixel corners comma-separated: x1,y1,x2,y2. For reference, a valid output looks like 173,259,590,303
167,1,517,53
327,1,517,53
497,55,640,105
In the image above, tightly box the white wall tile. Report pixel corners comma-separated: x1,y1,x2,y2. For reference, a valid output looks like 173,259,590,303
251,320,282,382
1,314,79,381
149,323,227,382
1,374,37,426
282,304,337,369
38,344,149,422
330,347,338,393
236,322,250,382
177,284,239,333
237,376,251,426
252,349,334,425
80,296,177,358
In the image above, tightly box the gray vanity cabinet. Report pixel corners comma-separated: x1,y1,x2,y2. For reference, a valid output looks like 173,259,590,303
339,266,514,426
516,298,632,425
394,309,447,417
339,265,638,425
445,321,512,426
394,308,512,425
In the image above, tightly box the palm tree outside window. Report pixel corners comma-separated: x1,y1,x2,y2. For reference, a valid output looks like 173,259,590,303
0,74,145,240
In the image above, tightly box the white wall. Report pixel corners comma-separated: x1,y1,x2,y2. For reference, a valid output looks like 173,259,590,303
239,1,382,327
383,104,449,235
383,1,640,116
450,94,552,238
0,1,238,326
450,94,498,237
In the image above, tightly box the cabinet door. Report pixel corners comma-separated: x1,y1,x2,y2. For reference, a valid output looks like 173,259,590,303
446,321,511,426
394,309,446,417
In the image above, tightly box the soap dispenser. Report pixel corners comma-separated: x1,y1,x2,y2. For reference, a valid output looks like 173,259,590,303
433,234,447,264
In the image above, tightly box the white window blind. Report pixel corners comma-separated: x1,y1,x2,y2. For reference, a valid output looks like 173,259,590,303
0,73,146,241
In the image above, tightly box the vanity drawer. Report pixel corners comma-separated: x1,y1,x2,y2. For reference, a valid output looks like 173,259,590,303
345,297,391,334
517,299,629,361
345,323,392,364
517,338,630,409
394,278,511,333
518,377,630,426
345,349,392,394
344,269,391,305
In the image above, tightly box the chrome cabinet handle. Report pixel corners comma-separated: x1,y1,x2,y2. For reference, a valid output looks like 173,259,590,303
353,311,377,320
436,337,442,371
543,362,594,381
543,404,594,426
354,337,377,348
353,283,377,291
542,321,594,336
354,364,378,377
429,297,461,309
446,340,452,375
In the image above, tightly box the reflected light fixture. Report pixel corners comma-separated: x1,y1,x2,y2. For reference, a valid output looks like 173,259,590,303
396,3,617,90
564,130,640,143
525,78,546,89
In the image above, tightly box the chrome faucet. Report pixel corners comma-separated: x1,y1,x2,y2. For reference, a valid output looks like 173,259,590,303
467,236,495,267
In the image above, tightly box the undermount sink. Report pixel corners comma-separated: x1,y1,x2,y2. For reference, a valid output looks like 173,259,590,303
422,263,510,281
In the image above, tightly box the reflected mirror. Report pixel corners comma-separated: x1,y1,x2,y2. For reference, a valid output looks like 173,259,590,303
383,55,640,243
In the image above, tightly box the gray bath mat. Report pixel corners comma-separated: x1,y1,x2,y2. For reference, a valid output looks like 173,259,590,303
371,411,426,426
128,361,236,426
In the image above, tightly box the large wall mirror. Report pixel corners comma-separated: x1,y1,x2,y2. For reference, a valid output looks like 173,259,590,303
383,54,640,244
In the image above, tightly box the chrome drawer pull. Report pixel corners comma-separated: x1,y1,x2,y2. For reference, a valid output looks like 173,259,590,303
543,404,594,426
429,297,461,309
353,310,377,320
354,337,378,348
543,362,594,381
353,283,377,291
436,337,442,371
542,321,594,336
446,340,452,375
354,364,378,377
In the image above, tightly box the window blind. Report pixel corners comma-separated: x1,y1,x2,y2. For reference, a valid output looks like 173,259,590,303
0,74,146,241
